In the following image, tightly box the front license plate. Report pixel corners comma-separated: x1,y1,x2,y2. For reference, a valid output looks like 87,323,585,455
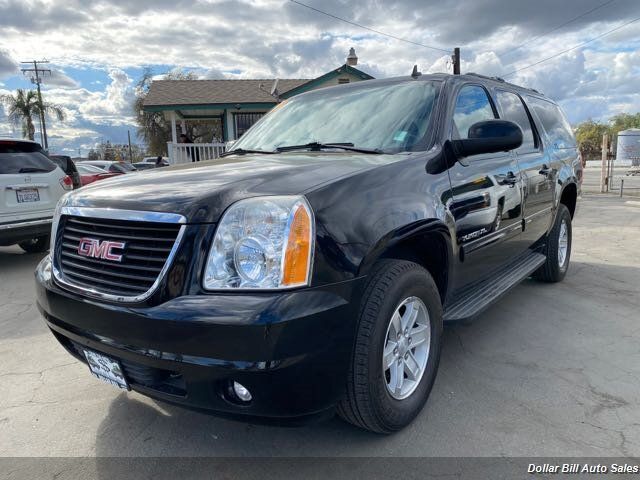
16,188,40,203
83,349,129,390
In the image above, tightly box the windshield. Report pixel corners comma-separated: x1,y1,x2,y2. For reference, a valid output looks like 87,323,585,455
77,164,105,174
231,80,440,154
111,163,136,173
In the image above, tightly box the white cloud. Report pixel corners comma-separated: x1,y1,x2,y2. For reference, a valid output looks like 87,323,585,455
0,48,18,79
0,0,639,152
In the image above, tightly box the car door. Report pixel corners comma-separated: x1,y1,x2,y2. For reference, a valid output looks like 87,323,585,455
446,84,525,292
494,90,553,245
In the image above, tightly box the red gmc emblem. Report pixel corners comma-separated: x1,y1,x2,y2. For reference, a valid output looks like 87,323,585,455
77,238,126,262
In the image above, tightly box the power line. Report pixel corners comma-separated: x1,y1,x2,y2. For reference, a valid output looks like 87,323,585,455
499,0,616,61
502,15,640,78
289,0,451,53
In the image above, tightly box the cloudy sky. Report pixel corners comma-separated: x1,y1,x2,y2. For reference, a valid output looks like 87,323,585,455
0,0,639,155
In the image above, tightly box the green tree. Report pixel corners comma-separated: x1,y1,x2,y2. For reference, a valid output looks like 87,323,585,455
134,69,222,155
87,148,99,160
609,113,640,137
574,120,609,160
0,88,65,141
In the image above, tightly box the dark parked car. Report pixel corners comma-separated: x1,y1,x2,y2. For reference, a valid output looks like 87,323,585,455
132,162,166,170
35,73,581,433
48,155,81,189
81,160,137,174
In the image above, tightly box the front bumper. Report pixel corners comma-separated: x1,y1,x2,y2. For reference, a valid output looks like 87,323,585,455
35,255,364,421
0,217,52,246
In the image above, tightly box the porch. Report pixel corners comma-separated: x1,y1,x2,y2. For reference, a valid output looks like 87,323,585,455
164,107,269,164
167,141,226,164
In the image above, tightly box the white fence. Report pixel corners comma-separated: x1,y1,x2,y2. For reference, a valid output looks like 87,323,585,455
167,142,226,164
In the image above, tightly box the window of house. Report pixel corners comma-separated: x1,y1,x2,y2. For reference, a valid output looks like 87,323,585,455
495,90,536,152
338,78,350,84
234,113,265,139
452,85,496,139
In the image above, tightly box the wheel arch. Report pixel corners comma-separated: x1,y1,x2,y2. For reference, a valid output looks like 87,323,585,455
358,220,452,304
559,182,577,218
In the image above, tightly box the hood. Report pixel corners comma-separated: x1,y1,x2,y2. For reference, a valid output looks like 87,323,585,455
64,153,404,223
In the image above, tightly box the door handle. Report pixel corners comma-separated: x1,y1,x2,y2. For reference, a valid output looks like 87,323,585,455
498,171,519,186
539,164,551,176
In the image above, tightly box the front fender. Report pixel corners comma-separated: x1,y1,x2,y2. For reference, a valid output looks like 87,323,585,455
305,154,454,286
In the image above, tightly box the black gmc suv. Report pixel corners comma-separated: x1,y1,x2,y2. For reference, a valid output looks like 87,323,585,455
35,73,581,433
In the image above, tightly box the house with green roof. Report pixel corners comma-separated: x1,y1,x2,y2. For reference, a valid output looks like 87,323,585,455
142,49,373,163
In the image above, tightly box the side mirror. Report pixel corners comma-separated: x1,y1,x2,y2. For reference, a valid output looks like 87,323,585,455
452,120,523,158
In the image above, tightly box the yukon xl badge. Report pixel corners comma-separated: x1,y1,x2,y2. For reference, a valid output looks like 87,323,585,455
77,238,126,262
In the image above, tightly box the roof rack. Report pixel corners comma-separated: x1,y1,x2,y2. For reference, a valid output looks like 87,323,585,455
464,72,541,95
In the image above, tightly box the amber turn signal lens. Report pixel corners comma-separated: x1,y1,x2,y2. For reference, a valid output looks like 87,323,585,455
282,203,312,286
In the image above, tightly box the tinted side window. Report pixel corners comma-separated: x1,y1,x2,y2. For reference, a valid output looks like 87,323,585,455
526,96,576,149
453,85,496,139
0,144,57,175
495,90,536,152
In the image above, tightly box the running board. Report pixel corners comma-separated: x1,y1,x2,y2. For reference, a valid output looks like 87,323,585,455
443,251,546,322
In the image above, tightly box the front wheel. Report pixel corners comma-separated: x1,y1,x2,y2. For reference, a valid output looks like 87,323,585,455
533,204,572,282
337,259,443,433
18,235,50,254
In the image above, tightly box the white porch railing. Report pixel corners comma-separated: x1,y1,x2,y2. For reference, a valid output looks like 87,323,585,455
167,142,226,164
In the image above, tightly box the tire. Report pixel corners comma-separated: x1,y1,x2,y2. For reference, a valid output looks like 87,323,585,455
337,259,443,434
533,204,572,282
18,235,50,254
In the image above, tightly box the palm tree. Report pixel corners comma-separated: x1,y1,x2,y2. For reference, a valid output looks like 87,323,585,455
0,88,65,141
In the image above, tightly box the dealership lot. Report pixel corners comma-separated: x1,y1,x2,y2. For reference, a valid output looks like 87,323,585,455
0,194,639,457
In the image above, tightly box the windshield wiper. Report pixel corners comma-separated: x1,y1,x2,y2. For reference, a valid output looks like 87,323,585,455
19,167,50,173
275,142,382,154
220,148,275,157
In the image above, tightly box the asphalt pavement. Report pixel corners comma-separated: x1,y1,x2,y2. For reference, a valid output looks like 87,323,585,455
1,194,639,465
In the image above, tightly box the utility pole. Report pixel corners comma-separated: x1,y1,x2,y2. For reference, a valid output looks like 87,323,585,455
127,130,133,163
452,47,461,75
20,60,51,150
600,133,609,193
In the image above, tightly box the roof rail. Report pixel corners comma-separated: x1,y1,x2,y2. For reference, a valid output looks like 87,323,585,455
464,72,542,95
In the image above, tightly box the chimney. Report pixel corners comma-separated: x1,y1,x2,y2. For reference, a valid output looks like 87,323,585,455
346,47,358,66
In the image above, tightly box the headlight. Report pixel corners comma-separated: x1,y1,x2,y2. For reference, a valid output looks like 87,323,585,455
203,196,314,290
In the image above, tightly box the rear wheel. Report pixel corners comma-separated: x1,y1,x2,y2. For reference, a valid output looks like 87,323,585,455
533,204,572,282
18,235,50,254
337,259,443,433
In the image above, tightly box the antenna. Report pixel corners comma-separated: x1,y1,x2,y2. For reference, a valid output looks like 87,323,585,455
259,78,281,102
411,65,422,78
270,78,280,97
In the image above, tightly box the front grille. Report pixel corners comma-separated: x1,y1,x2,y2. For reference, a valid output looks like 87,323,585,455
55,215,182,299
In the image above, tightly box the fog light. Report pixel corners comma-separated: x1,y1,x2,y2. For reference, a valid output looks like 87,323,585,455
233,381,252,402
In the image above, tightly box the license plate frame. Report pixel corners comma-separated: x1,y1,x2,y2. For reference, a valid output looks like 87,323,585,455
16,188,40,203
83,349,129,390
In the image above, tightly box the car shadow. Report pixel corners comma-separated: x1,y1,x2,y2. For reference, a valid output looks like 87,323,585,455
0,247,50,340
0,246,48,273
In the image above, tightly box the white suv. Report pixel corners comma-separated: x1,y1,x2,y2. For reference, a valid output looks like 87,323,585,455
0,139,73,253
